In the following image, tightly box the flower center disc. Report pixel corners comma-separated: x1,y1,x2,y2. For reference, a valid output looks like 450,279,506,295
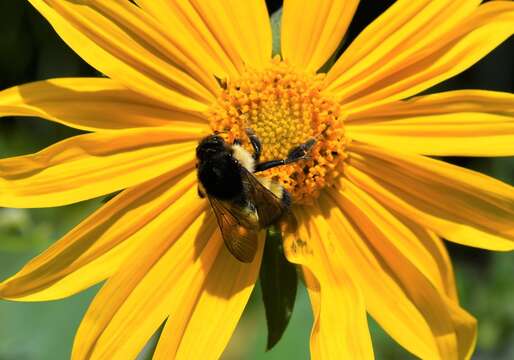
208,59,347,204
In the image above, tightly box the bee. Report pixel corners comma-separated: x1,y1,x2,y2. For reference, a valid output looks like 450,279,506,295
196,128,315,262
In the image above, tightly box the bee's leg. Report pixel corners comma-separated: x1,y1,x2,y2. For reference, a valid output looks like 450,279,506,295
286,138,315,162
233,138,242,146
254,138,316,172
245,128,262,161
254,159,285,172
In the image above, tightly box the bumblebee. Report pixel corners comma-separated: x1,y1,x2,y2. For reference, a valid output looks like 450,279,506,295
196,129,315,262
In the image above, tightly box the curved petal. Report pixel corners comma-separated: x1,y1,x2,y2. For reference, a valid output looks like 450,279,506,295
284,207,374,360
71,187,208,360
153,229,263,360
0,126,205,207
28,0,214,112
327,184,476,359
347,90,514,156
325,0,514,113
396,215,459,302
134,0,243,79
281,0,359,72
347,142,514,251
446,301,478,360
298,197,436,359
0,171,196,301
160,0,272,76
329,187,448,299
0,78,207,131
349,90,514,121
326,0,480,91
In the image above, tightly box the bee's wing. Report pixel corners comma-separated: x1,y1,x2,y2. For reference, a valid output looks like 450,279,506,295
241,169,286,228
208,196,258,263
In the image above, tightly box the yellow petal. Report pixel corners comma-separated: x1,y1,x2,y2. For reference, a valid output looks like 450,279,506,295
349,89,514,120
0,78,207,131
281,0,359,72
347,90,514,156
446,300,477,360
134,0,240,79
71,187,208,360
84,0,220,94
328,183,476,359
172,0,272,73
284,207,374,360
398,215,459,301
153,227,263,360
28,0,214,112
314,194,439,359
326,1,514,113
329,186,449,300
348,142,514,251
326,0,479,88
0,171,196,301
0,126,205,207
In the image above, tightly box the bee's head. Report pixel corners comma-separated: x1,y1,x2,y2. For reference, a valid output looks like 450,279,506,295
196,134,226,161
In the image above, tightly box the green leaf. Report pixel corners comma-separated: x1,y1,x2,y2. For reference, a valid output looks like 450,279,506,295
318,34,348,74
259,225,298,350
137,321,165,360
270,8,282,57
102,190,122,203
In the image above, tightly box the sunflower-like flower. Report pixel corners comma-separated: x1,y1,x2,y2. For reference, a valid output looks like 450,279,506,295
1,0,514,359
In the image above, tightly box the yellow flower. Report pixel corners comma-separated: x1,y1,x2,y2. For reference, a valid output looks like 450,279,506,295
1,0,513,359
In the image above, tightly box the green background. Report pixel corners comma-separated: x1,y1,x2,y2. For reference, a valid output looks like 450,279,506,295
0,1,513,359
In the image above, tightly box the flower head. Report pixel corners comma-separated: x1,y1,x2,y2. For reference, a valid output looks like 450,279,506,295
209,57,348,203
1,0,514,359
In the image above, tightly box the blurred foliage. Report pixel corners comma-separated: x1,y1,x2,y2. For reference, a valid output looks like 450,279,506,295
0,1,513,359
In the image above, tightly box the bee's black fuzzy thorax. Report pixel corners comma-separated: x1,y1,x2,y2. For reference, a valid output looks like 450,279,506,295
196,135,246,201
196,134,225,162
197,153,244,201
